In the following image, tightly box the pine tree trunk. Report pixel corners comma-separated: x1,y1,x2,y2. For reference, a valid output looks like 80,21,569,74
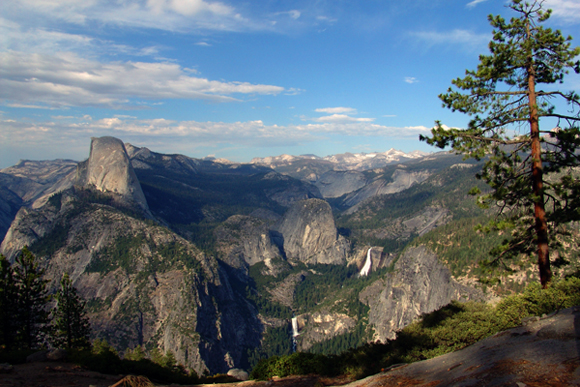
527,28,552,288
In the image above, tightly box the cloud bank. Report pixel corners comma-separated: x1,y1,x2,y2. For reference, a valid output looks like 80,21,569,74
0,51,285,108
1,115,430,152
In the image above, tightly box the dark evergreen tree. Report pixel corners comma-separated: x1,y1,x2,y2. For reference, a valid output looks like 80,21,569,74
421,0,580,287
51,273,91,349
13,247,50,349
0,255,19,350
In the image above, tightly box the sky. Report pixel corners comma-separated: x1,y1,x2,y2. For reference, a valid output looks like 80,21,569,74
1,0,579,168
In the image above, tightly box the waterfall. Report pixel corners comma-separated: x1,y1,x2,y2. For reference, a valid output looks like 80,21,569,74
292,317,299,337
291,316,299,352
360,247,372,276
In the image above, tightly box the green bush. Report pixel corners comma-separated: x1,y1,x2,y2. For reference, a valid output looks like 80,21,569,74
250,352,333,380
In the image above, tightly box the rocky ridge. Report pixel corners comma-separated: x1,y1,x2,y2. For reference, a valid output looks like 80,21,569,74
274,199,349,265
0,159,77,241
360,245,485,342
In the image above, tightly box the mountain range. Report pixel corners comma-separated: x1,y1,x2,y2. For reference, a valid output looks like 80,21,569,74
0,136,522,374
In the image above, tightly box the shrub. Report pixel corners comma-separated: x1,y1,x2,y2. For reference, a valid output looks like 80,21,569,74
250,352,333,380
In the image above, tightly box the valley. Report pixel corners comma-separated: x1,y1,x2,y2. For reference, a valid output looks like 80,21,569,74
0,136,572,376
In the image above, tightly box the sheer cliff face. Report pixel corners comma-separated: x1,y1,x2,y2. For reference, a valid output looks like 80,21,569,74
360,245,485,342
76,137,149,214
275,199,348,265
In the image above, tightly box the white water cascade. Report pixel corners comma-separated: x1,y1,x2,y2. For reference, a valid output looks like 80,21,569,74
291,316,299,352
292,317,299,337
360,247,372,276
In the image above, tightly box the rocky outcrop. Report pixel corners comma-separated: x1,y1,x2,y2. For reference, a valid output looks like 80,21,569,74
76,137,149,214
344,169,431,213
267,271,307,307
0,203,61,261
0,160,77,240
262,172,323,207
314,170,367,198
295,311,357,351
214,215,283,269
274,199,349,265
349,246,396,274
339,305,580,387
360,245,484,342
0,159,77,207
0,183,23,243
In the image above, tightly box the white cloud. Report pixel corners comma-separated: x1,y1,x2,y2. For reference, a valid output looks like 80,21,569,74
0,19,165,61
0,51,286,108
0,114,432,166
316,16,338,23
546,0,580,23
315,107,357,114
466,0,488,8
404,77,418,84
411,29,490,50
309,107,377,124
275,10,301,20
6,0,261,33
311,114,374,123
1,116,431,149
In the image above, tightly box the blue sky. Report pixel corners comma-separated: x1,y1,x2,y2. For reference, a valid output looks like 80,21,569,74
1,0,579,167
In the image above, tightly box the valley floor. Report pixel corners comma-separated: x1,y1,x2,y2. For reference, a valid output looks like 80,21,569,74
2,305,579,387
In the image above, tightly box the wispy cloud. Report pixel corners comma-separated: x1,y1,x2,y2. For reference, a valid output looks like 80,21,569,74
309,107,375,123
1,115,431,149
547,0,580,23
315,107,357,114
411,29,489,50
404,77,418,84
275,10,301,20
0,51,286,109
466,0,488,8
310,114,374,123
0,113,432,166
4,0,263,34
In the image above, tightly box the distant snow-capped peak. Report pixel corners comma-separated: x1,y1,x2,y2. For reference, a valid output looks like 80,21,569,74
251,149,429,171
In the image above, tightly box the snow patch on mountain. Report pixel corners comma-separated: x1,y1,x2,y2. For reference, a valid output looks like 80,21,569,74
251,149,429,171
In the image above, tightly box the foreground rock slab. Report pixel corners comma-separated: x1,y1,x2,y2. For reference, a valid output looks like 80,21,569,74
343,305,580,387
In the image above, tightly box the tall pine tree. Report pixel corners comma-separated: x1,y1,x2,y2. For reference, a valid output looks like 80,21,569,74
421,0,580,287
51,273,91,349
13,247,50,349
0,255,19,350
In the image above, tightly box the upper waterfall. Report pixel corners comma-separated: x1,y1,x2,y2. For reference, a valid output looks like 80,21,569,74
360,247,372,276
